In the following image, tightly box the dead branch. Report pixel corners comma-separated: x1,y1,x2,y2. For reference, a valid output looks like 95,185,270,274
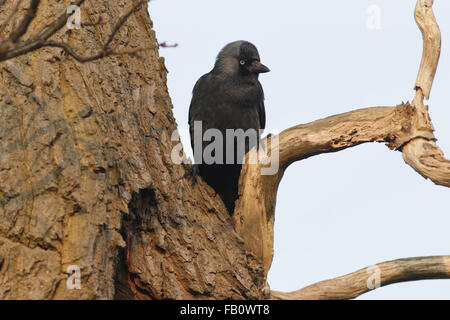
414,0,441,100
158,41,178,48
233,0,449,299
41,41,154,63
403,0,449,187
270,256,450,300
0,0,23,36
7,0,39,43
0,0,150,62
234,103,438,276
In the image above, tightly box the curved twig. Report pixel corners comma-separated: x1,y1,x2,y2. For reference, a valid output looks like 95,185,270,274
270,256,450,300
0,0,148,62
0,0,24,37
8,0,40,43
41,40,154,62
414,0,441,100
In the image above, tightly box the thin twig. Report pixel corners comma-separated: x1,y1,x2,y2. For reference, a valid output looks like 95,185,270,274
43,40,154,62
158,41,178,48
0,0,149,62
8,0,40,43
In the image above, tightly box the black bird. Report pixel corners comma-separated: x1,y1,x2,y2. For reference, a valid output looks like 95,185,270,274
188,41,270,215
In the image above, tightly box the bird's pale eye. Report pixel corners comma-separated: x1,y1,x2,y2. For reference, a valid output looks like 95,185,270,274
239,60,246,65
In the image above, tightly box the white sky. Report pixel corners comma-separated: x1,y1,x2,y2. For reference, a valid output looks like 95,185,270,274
150,0,450,299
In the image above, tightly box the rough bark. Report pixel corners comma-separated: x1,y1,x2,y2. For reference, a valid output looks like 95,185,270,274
0,1,264,299
0,0,447,301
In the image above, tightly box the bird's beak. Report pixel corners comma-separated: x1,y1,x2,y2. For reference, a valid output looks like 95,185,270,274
252,60,270,74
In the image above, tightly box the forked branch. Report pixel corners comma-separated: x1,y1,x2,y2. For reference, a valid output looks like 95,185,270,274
233,0,449,299
0,0,152,62
403,0,450,187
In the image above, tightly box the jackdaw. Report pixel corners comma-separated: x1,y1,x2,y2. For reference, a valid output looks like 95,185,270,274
187,40,270,215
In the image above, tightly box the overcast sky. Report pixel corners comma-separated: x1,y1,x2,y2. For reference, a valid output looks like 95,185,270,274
150,0,450,299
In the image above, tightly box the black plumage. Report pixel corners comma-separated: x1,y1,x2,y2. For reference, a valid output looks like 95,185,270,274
188,41,269,214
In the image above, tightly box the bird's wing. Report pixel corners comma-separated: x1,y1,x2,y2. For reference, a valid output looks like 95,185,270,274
259,100,266,130
188,76,202,125
257,81,266,130
188,73,211,151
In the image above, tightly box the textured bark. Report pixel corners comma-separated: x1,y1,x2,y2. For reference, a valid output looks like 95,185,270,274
0,1,264,299
0,0,447,301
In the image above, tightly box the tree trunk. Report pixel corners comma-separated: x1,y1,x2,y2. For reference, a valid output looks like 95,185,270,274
0,1,264,299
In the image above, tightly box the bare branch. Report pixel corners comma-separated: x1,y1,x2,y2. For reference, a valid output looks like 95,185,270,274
270,256,450,300
414,0,441,100
43,0,150,63
8,0,40,43
31,0,85,41
234,103,442,277
0,0,24,36
0,0,86,60
0,0,148,62
42,40,154,62
158,41,178,48
233,0,450,285
402,0,449,187
0,0,40,56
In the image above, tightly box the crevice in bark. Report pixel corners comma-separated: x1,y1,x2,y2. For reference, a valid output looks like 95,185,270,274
113,187,159,299
113,246,135,300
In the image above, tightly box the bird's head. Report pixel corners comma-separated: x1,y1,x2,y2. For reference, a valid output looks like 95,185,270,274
213,41,270,77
